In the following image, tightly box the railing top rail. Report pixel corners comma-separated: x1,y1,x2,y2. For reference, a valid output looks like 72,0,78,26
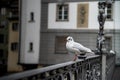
0,55,100,80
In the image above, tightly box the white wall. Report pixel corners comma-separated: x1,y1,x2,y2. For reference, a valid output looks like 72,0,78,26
20,0,41,64
114,1,120,29
48,2,77,29
48,1,120,30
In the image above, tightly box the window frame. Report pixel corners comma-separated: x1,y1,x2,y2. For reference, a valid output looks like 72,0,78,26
0,34,4,44
56,4,69,21
55,36,68,54
29,12,35,22
11,42,19,51
106,3,114,21
12,22,19,31
0,49,4,56
29,42,34,52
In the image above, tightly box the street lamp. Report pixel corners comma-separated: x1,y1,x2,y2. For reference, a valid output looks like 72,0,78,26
97,0,114,54
97,0,114,80
97,1,106,54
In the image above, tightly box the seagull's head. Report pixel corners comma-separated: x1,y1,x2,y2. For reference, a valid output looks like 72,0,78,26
66,36,74,42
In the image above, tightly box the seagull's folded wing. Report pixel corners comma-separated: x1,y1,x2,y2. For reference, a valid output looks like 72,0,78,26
73,42,92,53
72,42,86,51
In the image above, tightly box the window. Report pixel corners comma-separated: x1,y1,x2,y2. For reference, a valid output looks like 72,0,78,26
0,25,4,29
29,42,33,52
55,36,67,54
105,37,112,51
11,42,18,51
1,8,6,15
29,12,35,22
0,21,6,29
0,49,4,55
0,34,4,43
106,4,113,20
0,49,4,64
12,23,19,31
56,4,69,21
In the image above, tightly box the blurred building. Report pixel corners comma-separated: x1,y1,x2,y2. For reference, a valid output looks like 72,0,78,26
0,6,8,74
7,20,22,72
20,0,120,68
20,0,41,69
0,0,22,74
0,0,120,73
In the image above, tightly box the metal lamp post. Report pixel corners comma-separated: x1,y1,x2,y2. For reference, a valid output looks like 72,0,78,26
97,2,107,80
97,1,106,54
97,0,114,80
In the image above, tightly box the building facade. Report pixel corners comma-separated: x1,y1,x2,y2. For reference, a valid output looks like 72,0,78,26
0,0,22,74
8,20,22,72
0,7,9,74
20,0,41,69
20,0,120,66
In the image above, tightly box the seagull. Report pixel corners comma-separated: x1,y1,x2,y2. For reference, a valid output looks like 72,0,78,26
66,36,94,61
110,50,115,54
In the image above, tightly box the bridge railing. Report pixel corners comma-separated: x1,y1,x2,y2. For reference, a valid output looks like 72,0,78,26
106,54,116,80
0,54,115,80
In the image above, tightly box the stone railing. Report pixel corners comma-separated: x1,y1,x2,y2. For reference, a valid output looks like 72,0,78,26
0,54,115,80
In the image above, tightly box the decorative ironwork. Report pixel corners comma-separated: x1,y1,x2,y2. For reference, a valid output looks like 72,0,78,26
97,1,107,54
0,55,101,80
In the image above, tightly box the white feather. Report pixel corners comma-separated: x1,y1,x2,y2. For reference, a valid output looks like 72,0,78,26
66,36,94,55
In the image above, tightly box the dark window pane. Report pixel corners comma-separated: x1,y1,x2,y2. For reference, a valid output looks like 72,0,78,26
0,25,4,29
30,12,34,21
11,42,18,51
29,42,33,51
64,16,68,19
64,11,68,14
0,49,4,64
107,10,111,13
59,16,62,19
106,4,112,20
59,11,62,15
107,15,111,19
59,6,62,10
107,4,112,8
0,49,4,54
0,34,4,43
12,23,18,31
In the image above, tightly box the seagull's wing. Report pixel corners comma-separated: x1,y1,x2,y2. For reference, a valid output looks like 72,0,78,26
73,42,92,53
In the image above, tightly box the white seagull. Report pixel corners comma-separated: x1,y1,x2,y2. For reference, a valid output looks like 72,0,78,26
110,50,115,54
66,36,94,61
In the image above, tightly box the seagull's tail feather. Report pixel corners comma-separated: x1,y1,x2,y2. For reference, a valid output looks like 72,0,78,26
86,51,95,56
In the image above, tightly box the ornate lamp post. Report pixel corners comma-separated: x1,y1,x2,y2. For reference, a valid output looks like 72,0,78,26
97,0,114,80
97,2,106,80
97,1,106,54
97,0,114,54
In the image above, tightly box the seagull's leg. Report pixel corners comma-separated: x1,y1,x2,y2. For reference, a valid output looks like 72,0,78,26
73,54,78,61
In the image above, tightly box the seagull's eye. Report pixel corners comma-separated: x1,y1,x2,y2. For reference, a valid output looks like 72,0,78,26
68,38,72,41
